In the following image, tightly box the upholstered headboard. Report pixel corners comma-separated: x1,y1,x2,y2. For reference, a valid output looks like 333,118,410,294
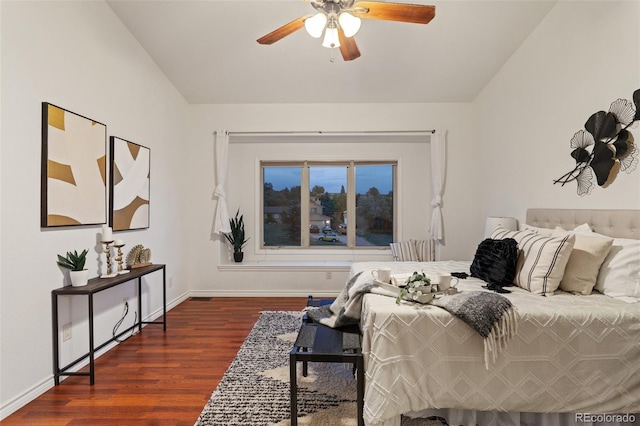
526,209,640,239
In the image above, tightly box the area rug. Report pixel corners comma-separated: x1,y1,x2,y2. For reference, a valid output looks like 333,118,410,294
194,311,446,426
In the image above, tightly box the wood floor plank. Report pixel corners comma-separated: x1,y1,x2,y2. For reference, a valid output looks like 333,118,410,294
2,297,306,425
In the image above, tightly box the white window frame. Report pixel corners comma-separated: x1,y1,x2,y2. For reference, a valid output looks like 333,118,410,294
260,160,397,251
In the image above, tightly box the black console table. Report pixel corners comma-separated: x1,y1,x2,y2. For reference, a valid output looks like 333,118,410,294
51,264,166,385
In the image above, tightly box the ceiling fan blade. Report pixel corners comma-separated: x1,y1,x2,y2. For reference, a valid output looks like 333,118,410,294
353,1,435,24
338,29,361,61
257,15,312,45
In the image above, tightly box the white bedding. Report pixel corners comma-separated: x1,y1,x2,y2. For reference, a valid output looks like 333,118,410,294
351,261,640,426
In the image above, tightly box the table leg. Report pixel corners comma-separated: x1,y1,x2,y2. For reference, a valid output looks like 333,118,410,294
51,293,60,385
356,355,364,426
302,350,308,377
137,277,143,333
162,266,166,331
88,295,95,385
290,352,298,426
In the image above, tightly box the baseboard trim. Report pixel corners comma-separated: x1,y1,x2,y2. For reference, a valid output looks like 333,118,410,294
0,376,51,421
188,290,339,298
0,291,190,421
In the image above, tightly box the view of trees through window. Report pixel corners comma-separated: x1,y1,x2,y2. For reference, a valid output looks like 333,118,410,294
263,167,301,246
262,162,395,248
355,165,394,247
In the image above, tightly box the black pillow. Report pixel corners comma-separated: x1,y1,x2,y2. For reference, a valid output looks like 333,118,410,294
470,238,518,292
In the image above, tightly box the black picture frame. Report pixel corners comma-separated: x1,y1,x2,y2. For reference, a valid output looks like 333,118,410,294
109,136,150,231
41,102,107,227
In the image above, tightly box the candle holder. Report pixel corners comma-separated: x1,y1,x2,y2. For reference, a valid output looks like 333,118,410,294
100,241,117,278
113,243,129,275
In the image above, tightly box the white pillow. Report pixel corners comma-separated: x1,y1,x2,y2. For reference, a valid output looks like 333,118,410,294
519,224,555,237
571,226,640,302
573,223,593,232
492,227,575,296
552,227,613,295
594,238,640,302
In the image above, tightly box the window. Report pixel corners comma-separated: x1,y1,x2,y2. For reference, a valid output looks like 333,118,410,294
354,164,394,247
263,166,301,246
261,161,396,249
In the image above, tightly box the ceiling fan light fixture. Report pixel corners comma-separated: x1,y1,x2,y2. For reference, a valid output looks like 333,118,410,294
322,26,341,48
338,12,361,37
257,1,436,60
304,13,327,38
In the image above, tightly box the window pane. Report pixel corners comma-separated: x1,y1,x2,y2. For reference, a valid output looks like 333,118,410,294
309,166,347,246
355,165,394,247
263,167,301,247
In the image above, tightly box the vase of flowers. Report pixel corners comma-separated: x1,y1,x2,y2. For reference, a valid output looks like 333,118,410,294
396,271,432,304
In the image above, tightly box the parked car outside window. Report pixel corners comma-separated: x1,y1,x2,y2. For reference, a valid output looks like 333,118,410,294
309,224,319,233
338,224,347,235
322,226,333,234
319,232,339,242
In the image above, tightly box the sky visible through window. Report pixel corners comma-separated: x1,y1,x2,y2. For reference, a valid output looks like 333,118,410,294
264,165,392,193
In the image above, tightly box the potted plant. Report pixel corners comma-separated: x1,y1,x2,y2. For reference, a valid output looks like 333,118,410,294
57,249,89,286
224,209,249,262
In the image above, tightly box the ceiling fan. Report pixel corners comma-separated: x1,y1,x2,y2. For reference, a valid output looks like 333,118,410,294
257,0,436,61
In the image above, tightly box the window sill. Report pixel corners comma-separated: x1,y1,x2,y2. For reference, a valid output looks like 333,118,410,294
218,261,353,272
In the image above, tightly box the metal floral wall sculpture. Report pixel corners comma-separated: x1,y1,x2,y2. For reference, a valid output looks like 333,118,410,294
554,89,640,196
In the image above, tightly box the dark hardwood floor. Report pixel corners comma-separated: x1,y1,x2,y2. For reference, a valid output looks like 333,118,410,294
2,297,307,425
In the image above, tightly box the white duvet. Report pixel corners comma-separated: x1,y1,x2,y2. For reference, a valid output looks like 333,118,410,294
350,261,640,426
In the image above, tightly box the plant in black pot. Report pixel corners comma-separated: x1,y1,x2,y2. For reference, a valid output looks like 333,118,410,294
57,249,89,286
224,209,249,262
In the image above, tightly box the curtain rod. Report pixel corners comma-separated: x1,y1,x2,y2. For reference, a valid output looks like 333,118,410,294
213,130,435,136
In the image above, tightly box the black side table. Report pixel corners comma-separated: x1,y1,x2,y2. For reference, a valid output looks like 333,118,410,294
289,322,364,426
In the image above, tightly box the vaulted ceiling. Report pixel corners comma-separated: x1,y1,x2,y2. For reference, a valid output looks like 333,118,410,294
107,0,557,104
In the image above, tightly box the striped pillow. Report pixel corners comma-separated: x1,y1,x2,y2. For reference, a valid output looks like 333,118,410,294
411,239,436,262
492,227,575,296
389,241,419,261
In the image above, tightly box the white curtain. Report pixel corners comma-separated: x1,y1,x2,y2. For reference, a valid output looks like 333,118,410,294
429,128,447,242
212,129,231,237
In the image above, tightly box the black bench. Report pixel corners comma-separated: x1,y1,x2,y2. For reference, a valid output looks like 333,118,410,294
289,297,364,426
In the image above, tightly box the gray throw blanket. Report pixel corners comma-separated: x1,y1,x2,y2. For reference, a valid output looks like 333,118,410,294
307,273,518,368
305,272,382,328
432,291,518,368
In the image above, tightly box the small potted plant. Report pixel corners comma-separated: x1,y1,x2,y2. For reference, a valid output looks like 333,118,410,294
224,209,249,262
57,249,89,286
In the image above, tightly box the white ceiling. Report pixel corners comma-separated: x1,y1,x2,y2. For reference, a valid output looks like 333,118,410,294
106,0,556,104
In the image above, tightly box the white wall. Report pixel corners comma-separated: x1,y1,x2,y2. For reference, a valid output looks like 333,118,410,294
3,0,640,420
475,1,640,222
0,1,189,418
185,102,481,296
184,1,640,299
228,137,434,262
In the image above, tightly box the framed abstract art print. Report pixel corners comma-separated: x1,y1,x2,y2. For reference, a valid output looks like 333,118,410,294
109,136,150,231
41,103,107,227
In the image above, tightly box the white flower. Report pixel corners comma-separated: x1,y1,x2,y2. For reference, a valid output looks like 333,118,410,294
396,271,432,304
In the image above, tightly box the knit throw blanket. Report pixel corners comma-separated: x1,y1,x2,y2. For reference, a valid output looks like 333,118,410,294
432,291,518,369
306,274,518,369
306,272,384,328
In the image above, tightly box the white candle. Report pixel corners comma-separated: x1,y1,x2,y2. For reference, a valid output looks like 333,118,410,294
102,225,112,242
114,239,124,246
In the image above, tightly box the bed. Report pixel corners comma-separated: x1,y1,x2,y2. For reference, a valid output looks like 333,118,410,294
351,209,640,426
